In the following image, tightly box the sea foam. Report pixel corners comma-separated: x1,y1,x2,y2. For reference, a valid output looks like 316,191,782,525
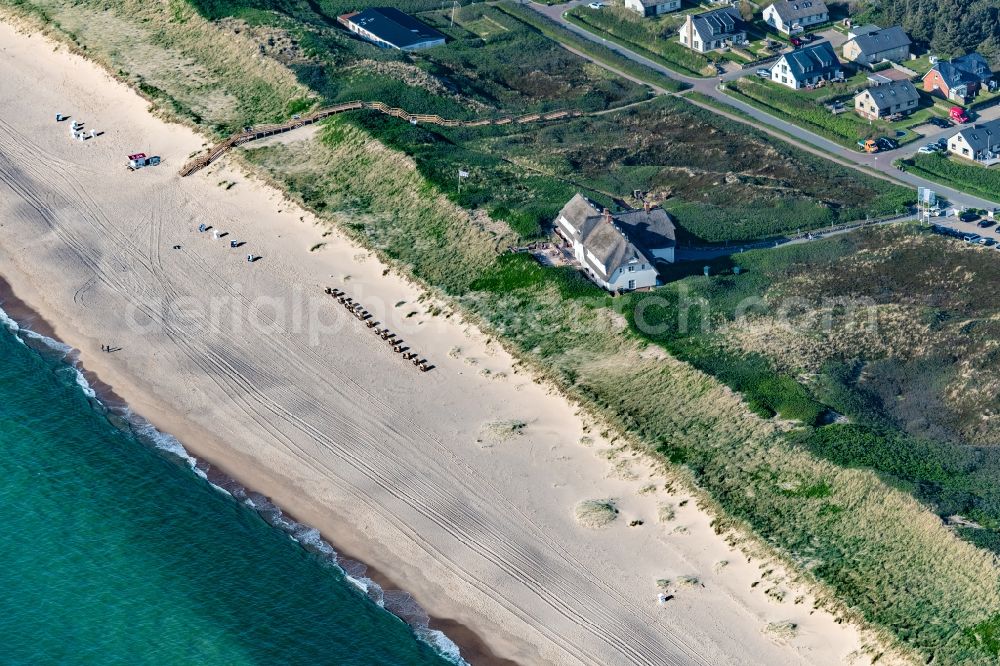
0,304,468,665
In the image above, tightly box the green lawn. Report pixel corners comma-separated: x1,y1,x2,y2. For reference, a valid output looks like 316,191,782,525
565,5,714,77
724,76,923,149
906,54,936,77
970,88,1000,112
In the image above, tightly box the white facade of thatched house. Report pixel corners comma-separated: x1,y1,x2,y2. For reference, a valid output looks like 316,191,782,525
554,194,676,292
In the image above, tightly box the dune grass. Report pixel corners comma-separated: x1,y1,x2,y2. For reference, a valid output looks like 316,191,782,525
245,125,1000,663
4,0,310,134
8,0,1000,660
574,499,620,528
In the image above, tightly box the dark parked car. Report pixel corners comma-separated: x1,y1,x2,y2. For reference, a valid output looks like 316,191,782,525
928,117,952,128
978,219,994,229
876,137,899,151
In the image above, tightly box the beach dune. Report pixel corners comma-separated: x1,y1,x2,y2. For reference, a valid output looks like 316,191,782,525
0,20,871,665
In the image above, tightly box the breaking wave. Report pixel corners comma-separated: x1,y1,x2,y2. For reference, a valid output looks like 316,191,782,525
0,303,467,665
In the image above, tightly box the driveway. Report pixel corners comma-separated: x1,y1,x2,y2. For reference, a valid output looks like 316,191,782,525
524,1,1000,210
816,27,847,50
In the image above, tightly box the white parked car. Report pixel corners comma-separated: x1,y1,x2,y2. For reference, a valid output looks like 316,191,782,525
756,68,771,78
917,144,939,154
588,2,604,8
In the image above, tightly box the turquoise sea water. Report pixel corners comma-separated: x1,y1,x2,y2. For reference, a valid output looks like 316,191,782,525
0,311,455,666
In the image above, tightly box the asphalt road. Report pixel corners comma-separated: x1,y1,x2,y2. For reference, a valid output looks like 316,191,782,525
526,0,1000,210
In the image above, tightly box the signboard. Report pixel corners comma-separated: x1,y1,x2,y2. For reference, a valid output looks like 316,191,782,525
917,187,937,207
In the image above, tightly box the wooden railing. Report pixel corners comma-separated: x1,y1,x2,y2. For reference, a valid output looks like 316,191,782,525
178,101,583,176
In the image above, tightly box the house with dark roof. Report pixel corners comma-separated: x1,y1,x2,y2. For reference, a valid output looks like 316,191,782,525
554,194,676,292
338,7,446,51
678,6,746,54
923,53,996,102
624,0,681,17
762,0,828,35
847,24,881,39
854,80,920,120
770,42,843,89
842,26,911,67
866,68,912,86
948,119,1000,166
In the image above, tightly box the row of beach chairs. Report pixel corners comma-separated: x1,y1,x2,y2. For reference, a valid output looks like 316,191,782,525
325,287,433,372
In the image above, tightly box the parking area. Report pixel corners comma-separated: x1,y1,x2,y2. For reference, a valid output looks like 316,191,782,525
930,212,1000,248
814,27,847,50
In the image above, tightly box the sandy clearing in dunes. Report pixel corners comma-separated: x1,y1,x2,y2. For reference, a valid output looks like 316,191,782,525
0,19,875,665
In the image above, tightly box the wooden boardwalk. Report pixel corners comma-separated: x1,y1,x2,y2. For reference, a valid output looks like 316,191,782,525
178,101,583,177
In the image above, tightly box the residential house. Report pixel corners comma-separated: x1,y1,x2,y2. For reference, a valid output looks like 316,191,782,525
866,69,912,86
847,24,881,40
337,7,446,51
624,0,681,17
762,0,828,35
923,53,996,102
854,80,920,120
948,119,1000,166
842,26,911,66
770,42,843,89
678,7,746,53
554,194,676,292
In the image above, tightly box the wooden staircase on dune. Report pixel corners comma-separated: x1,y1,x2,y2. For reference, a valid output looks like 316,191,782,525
178,101,583,177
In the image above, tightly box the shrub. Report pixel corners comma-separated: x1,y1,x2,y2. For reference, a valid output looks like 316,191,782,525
566,6,711,77
726,78,899,148
495,1,688,92
906,152,1000,201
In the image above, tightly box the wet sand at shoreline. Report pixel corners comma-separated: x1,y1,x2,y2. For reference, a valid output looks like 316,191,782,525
0,19,873,665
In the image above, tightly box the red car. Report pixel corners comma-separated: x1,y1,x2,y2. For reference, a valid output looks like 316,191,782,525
790,36,803,48
950,106,969,124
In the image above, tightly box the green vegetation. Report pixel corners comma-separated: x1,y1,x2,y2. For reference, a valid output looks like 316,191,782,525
855,0,1000,68
248,121,1000,658
4,0,911,244
494,2,689,92
440,96,912,242
565,5,712,77
725,77,919,149
12,0,1000,660
903,152,1000,202
7,0,311,135
684,226,1000,534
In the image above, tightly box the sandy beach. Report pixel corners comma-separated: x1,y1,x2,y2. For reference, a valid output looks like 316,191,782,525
0,19,875,665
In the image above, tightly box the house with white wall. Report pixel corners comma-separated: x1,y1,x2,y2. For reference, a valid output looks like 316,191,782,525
763,0,828,35
624,0,681,16
771,41,843,89
842,26,911,67
554,194,675,292
678,6,746,53
948,119,1000,166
